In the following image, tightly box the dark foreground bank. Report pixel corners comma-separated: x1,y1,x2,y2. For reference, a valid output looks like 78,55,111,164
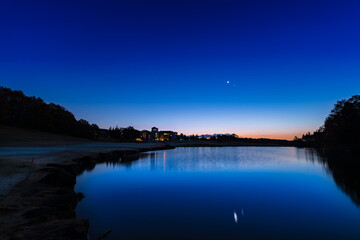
0,144,174,240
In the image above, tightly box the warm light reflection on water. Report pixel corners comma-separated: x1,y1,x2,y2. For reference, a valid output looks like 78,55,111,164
75,147,360,240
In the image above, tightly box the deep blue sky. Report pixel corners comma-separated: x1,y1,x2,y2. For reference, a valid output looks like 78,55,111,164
1,0,359,139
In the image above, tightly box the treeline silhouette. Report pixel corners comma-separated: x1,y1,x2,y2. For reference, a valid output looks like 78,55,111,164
296,95,360,152
0,86,153,141
0,87,100,139
108,126,140,141
186,134,293,146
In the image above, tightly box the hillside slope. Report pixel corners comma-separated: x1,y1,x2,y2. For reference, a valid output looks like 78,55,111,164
0,125,91,147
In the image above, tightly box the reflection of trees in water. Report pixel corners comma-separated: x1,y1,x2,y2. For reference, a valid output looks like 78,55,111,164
103,153,150,168
101,152,159,170
306,148,360,207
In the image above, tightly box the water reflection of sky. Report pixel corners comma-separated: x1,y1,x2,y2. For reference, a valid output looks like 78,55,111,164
75,147,360,240
90,147,325,174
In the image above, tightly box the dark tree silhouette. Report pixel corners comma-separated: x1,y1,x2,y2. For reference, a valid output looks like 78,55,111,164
297,95,360,150
0,86,100,139
107,126,140,141
122,126,140,140
324,95,360,147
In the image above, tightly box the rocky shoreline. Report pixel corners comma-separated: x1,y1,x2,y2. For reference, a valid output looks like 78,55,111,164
0,144,174,240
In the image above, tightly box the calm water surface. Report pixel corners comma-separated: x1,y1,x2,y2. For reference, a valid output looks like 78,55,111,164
75,147,360,239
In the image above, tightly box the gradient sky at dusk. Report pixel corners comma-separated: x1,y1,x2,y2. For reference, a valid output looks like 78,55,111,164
1,0,360,139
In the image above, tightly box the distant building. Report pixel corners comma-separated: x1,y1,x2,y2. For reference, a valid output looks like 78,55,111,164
140,127,178,141
151,127,159,139
141,130,151,141
158,131,177,141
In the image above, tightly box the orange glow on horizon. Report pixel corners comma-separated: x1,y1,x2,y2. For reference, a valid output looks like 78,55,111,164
178,131,307,141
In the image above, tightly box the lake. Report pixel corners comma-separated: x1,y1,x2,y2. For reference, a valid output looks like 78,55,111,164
75,147,360,240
